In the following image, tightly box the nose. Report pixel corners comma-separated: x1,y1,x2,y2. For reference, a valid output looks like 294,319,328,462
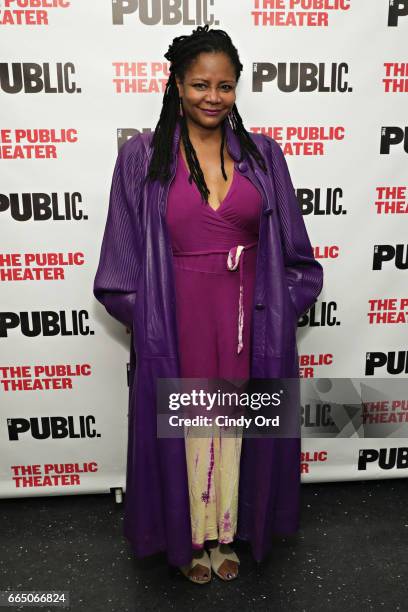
204,88,222,104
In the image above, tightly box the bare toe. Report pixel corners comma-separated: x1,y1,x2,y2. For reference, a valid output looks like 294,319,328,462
218,559,238,580
189,563,210,582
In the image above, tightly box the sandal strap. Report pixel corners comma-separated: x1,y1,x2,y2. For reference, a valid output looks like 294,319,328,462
180,549,211,575
208,544,240,574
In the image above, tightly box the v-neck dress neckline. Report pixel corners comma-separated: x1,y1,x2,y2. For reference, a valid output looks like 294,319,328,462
178,148,237,214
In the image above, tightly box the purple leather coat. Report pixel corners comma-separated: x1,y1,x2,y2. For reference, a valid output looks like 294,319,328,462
93,117,323,567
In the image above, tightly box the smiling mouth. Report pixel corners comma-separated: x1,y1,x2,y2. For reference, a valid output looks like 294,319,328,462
199,108,223,114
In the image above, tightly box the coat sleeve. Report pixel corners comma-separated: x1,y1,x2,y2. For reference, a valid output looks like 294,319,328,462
93,137,145,329
266,137,324,318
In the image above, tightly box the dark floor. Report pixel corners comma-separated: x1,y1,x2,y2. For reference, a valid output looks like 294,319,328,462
0,478,406,612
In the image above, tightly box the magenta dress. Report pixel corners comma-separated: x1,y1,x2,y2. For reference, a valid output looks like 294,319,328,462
166,147,262,549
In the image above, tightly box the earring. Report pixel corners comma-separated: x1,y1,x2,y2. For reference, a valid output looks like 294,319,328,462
179,97,183,117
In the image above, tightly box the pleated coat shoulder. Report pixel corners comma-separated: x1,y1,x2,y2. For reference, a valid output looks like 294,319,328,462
93,118,324,567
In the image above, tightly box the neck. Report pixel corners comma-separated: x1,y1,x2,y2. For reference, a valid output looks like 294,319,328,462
182,115,224,147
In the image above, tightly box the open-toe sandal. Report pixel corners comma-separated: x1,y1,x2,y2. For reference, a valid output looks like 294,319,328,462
207,543,240,581
179,549,211,584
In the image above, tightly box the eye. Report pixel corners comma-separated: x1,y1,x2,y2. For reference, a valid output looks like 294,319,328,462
221,84,233,91
193,83,206,89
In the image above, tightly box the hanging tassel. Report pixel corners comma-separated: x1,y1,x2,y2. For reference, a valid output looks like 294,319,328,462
227,245,245,354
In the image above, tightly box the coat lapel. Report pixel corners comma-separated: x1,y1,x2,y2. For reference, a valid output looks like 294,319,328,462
224,120,275,215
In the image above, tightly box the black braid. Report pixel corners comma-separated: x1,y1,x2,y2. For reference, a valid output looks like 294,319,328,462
228,101,267,174
220,120,227,180
146,25,267,202
180,110,209,200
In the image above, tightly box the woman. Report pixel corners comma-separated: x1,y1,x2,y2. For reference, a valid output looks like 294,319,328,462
93,25,323,584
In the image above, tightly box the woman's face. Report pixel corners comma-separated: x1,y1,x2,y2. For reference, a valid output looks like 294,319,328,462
175,51,237,130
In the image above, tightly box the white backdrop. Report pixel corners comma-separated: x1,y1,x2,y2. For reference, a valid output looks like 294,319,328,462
1,0,407,498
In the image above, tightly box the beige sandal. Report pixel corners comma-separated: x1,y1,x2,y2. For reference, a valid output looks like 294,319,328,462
207,543,240,581
179,549,212,584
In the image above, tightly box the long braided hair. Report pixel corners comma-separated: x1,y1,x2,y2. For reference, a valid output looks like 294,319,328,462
146,25,267,202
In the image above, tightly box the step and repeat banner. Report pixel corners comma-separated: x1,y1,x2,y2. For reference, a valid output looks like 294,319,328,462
1,0,407,498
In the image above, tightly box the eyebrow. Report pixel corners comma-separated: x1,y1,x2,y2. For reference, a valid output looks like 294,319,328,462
190,78,236,83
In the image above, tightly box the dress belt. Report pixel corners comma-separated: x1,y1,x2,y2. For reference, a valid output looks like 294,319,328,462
173,240,258,355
